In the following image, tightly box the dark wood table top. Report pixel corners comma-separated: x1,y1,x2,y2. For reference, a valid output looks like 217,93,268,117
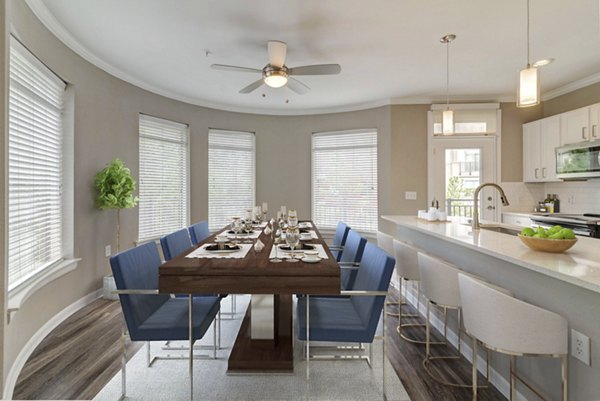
159,221,341,295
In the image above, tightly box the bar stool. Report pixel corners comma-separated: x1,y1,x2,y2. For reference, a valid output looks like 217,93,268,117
377,232,399,317
458,273,568,401
418,252,490,388
394,240,446,345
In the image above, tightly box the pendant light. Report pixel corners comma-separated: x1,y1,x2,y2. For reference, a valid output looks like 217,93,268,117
440,34,456,135
517,0,540,107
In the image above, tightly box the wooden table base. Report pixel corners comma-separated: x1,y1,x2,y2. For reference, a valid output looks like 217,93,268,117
227,294,294,373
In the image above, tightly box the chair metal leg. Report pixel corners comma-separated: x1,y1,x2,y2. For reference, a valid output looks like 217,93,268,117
561,354,568,401
146,341,151,367
213,314,217,359
218,309,222,349
472,337,478,401
383,302,387,401
510,355,516,401
306,295,310,381
119,322,126,401
189,294,194,401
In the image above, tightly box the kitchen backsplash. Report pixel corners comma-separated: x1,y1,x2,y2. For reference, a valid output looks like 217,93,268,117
500,180,600,214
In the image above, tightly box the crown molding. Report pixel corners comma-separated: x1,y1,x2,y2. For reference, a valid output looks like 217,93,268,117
542,72,600,101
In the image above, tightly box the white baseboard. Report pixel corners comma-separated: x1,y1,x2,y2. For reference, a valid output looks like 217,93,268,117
3,288,103,400
402,285,529,401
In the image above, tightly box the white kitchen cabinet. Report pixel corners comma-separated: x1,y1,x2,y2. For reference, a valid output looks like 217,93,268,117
502,213,532,228
522,115,560,182
560,103,600,145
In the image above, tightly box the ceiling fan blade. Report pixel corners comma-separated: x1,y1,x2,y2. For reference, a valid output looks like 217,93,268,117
286,77,310,95
288,64,342,76
211,64,262,73
239,79,264,94
268,41,287,68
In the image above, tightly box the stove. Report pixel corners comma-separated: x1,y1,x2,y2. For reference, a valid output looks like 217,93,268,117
530,213,600,238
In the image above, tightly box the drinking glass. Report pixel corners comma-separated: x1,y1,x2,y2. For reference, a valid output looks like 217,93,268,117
232,218,242,243
285,227,300,263
288,209,298,228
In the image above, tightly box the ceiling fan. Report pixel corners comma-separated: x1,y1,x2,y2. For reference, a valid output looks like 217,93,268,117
211,41,341,95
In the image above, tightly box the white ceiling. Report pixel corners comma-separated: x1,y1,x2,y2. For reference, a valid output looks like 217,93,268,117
28,0,600,115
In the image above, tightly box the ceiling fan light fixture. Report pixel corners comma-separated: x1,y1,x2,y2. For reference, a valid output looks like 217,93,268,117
263,66,288,88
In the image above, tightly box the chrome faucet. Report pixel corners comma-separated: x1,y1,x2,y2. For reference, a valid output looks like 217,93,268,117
472,183,510,230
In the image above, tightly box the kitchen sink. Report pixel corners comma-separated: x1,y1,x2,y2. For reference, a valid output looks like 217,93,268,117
480,226,521,236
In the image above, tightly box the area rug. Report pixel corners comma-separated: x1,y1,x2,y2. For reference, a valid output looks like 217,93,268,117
93,295,410,401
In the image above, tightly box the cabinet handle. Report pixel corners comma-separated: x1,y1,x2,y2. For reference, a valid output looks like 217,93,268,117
582,126,588,140
593,124,598,138
535,168,539,178
542,167,547,178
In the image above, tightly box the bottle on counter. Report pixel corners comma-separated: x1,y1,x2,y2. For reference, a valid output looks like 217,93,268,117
544,194,555,214
552,194,560,213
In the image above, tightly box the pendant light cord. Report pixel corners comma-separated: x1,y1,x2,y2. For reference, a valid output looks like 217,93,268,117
526,0,530,66
446,40,450,108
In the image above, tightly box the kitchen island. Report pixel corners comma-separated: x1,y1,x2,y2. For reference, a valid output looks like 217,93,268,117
382,215,600,401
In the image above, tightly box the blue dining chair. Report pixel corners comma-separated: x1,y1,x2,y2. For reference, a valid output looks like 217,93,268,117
329,222,351,262
297,242,394,390
338,229,367,290
189,220,210,245
111,242,221,400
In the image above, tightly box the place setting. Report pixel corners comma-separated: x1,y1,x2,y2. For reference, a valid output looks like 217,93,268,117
186,234,253,259
268,210,328,264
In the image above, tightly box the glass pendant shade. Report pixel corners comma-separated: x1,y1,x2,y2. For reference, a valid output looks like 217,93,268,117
517,66,540,107
442,109,454,135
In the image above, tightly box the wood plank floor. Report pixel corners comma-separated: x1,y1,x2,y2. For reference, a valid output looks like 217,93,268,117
14,292,506,400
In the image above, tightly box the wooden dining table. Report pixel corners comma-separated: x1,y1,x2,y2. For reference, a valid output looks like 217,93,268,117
158,221,340,373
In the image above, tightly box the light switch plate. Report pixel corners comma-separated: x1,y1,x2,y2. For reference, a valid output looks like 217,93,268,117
405,191,417,200
105,245,111,258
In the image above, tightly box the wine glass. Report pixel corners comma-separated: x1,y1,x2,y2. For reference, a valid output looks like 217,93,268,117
255,207,263,224
232,218,242,243
244,219,253,240
288,209,298,228
285,227,300,263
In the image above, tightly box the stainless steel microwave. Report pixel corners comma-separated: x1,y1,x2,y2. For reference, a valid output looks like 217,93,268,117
556,140,600,179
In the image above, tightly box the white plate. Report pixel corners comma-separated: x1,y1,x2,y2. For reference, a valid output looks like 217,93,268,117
302,256,321,263
300,235,312,241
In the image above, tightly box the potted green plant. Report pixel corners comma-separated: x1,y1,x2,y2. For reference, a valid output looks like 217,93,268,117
95,158,138,299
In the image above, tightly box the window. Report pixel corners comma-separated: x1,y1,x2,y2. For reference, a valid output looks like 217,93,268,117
8,38,67,290
138,115,189,241
208,130,255,231
312,130,378,233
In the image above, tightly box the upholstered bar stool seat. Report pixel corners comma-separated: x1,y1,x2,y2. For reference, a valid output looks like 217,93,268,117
418,252,492,388
458,274,568,401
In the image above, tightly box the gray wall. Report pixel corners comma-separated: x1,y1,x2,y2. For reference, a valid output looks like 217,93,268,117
543,82,600,117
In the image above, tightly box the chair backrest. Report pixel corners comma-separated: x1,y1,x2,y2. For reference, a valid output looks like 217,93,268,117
160,228,193,261
110,242,170,338
418,252,461,308
393,240,420,281
350,243,395,339
376,231,394,255
332,222,351,262
189,220,210,245
339,230,367,289
458,274,568,355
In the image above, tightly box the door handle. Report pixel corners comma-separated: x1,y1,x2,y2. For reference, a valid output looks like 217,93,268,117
593,124,598,138
535,168,539,178
487,205,496,210
582,127,588,140
542,167,547,178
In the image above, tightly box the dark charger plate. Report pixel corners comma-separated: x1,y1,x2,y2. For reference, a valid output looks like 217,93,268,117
205,244,241,252
279,243,315,251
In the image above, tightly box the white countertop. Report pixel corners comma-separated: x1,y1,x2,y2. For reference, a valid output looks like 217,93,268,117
382,215,600,294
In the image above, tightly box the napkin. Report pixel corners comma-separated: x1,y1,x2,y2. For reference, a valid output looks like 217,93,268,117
264,225,272,235
254,239,265,252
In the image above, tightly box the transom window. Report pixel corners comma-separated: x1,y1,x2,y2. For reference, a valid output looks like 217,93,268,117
312,130,378,233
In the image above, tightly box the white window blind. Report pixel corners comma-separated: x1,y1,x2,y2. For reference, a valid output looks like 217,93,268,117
208,130,255,231
8,38,66,290
138,114,189,241
312,130,378,233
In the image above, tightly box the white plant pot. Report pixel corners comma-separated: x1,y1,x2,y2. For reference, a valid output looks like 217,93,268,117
103,275,118,300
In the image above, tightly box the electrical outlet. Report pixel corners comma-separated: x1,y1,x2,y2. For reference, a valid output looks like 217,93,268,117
571,329,591,366
105,245,111,258
405,191,417,200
